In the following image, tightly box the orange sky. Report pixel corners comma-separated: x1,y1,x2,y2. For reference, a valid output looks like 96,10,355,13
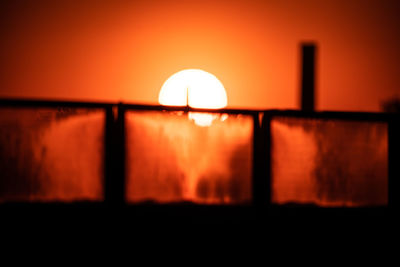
0,0,399,111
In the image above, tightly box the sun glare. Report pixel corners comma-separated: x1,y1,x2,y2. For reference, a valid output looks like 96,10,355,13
158,69,228,126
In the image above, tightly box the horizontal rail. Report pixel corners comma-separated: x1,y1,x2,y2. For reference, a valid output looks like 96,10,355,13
264,109,393,122
1,98,395,121
0,98,114,109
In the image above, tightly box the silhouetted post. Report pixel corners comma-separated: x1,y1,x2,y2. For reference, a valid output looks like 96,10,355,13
388,114,400,207
253,112,269,207
301,43,317,111
104,103,125,205
254,112,270,208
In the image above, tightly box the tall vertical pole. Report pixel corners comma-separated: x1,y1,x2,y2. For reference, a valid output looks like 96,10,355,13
301,43,317,111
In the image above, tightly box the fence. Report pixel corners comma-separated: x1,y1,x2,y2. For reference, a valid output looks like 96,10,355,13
0,99,397,219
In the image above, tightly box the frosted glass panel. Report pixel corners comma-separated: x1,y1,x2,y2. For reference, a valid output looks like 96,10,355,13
126,111,253,204
0,107,105,202
271,117,388,207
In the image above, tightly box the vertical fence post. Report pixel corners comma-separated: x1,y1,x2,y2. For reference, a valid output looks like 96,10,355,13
104,104,125,206
253,112,270,208
263,113,271,206
388,114,399,209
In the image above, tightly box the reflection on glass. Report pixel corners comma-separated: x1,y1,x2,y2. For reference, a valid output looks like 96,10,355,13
271,117,388,207
126,111,253,204
0,107,105,202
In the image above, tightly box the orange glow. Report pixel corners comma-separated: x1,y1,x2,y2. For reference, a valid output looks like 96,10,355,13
271,117,388,207
125,111,253,204
159,69,228,126
0,1,399,111
0,107,104,202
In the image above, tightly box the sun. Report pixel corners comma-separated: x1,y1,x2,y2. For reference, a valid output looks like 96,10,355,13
159,69,227,109
158,69,228,126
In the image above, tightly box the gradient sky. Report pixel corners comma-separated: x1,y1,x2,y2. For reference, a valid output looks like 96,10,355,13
1,0,399,111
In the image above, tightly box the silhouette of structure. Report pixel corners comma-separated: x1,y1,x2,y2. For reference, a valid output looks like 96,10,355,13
301,43,316,111
0,100,395,211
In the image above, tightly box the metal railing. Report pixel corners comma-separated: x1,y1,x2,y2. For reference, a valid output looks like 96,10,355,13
0,98,397,215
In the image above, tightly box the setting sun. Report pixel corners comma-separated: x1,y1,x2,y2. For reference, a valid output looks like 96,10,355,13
158,69,228,126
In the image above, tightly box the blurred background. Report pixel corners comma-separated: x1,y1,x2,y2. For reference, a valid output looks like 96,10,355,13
1,0,399,111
